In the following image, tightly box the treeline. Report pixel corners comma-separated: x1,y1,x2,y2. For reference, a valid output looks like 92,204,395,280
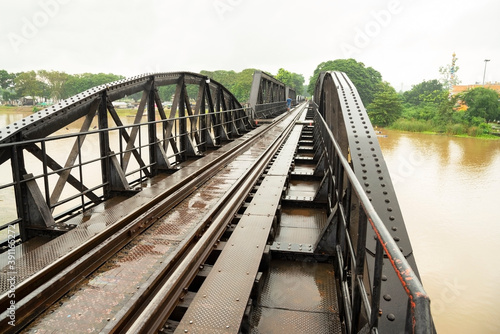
0,68,305,106
201,68,305,103
392,80,500,136
0,70,124,104
307,58,500,137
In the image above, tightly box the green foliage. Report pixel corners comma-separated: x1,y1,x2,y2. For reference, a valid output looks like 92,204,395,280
200,70,237,92
462,87,500,123
276,68,305,95
401,103,438,121
38,70,70,101
201,68,258,103
308,58,382,105
0,70,15,89
402,80,446,106
2,89,19,102
391,119,434,132
231,69,255,103
62,73,124,98
366,82,402,126
14,71,40,99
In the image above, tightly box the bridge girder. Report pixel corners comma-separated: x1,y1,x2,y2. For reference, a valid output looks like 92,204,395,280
0,72,251,241
248,70,296,119
314,71,433,334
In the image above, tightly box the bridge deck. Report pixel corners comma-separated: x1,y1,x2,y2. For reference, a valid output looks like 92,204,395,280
21,105,308,333
175,111,342,333
0,118,273,294
250,259,341,334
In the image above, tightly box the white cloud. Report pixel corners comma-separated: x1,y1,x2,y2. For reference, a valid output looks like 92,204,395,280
0,0,498,90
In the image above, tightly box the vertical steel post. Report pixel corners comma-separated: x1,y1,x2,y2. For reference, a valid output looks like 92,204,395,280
98,92,110,198
148,80,157,174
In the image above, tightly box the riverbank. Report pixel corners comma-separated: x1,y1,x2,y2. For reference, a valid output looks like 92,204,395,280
388,118,500,140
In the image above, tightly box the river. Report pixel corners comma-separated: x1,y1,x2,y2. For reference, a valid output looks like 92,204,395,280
378,129,500,334
1,110,499,333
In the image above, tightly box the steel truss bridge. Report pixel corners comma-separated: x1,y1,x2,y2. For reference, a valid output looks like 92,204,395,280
0,71,434,333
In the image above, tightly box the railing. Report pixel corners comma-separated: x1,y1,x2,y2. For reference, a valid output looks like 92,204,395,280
0,107,252,243
254,101,290,119
312,102,433,333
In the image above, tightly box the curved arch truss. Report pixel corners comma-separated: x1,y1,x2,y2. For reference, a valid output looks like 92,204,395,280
314,71,432,333
0,72,252,240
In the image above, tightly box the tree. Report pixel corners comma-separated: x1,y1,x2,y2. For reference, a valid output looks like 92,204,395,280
0,70,15,89
462,87,500,123
38,70,70,102
367,82,402,126
200,70,237,92
201,68,258,103
62,73,124,98
402,79,446,106
276,68,305,96
14,71,41,100
308,58,382,105
231,69,256,103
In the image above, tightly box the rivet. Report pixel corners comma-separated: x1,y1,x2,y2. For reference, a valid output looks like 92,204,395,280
387,314,396,321
382,275,388,281
383,294,392,301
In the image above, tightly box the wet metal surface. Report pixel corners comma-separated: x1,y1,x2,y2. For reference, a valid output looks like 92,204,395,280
22,109,305,332
0,113,276,296
174,120,307,334
287,180,319,198
250,259,341,334
271,207,327,253
23,160,264,333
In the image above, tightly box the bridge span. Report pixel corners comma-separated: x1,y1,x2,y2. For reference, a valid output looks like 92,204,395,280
0,71,433,333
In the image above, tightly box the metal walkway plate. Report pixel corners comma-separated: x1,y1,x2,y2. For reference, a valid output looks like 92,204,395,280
175,119,307,333
271,207,327,253
249,259,342,334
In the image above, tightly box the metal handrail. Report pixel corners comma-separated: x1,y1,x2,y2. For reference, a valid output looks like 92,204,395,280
0,107,253,241
312,103,432,333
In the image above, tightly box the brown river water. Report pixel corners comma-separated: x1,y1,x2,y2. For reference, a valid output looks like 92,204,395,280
378,129,500,334
1,110,499,333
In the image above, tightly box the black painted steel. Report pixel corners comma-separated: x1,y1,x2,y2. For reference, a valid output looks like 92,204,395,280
313,71,434,334
0,72,252,242
248,70,296,119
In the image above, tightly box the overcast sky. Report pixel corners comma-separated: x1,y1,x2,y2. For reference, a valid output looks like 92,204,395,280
1,0,498,92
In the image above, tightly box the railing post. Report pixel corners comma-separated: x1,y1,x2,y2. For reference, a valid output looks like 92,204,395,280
148,79,159,173
370,241,384,330
98,91,111,198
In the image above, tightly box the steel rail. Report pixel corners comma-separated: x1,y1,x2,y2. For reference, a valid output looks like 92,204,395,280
0,105,298,333
121,103,308,334
314,105,432,334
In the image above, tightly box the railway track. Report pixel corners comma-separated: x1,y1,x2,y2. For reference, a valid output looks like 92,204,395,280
0,103,308,333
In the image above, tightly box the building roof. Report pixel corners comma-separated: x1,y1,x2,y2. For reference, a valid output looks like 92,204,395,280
452,84,500,95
